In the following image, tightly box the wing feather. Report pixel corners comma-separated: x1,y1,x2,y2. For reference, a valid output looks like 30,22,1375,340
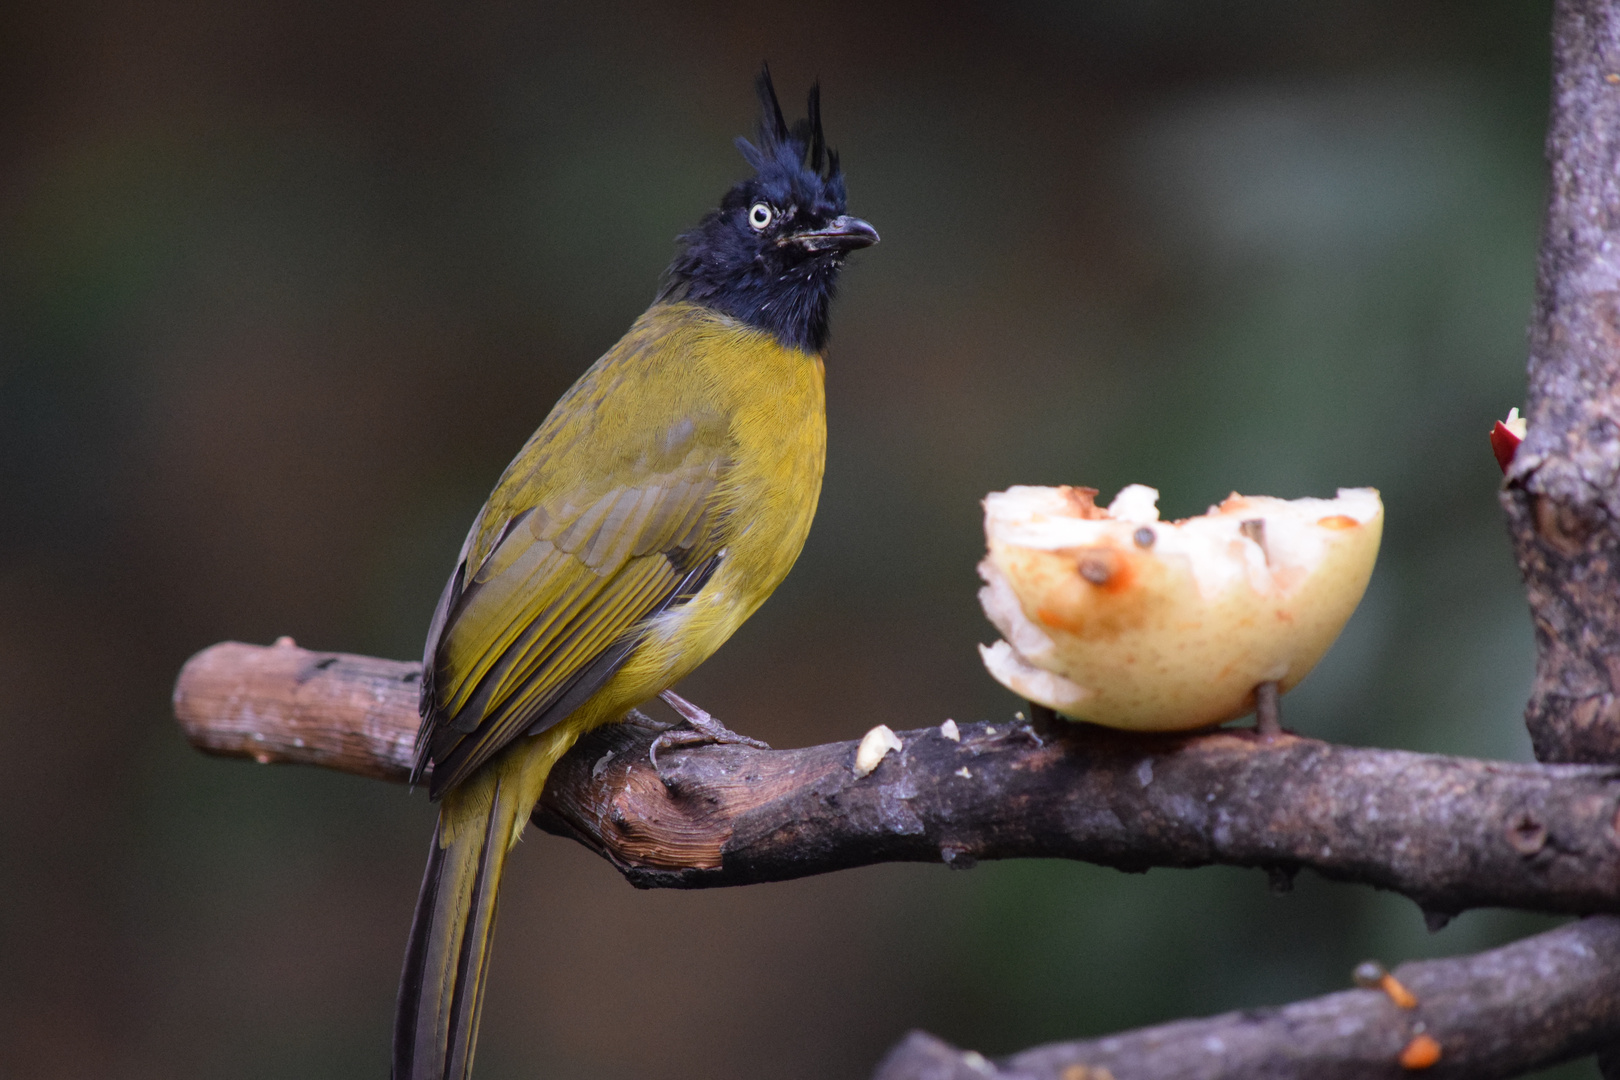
438,545,601,723
414,346,735,797
426,555,682,791
487,556,673,717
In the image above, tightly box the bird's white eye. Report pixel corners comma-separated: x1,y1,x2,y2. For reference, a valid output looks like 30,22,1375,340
748,203,773,230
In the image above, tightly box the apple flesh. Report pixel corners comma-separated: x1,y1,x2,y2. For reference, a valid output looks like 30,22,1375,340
978,484,1383,731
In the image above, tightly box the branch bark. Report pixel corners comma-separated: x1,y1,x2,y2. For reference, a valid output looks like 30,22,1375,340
872,914,1620,1080
168,640,1620,1076
1504,5,1620,1071
174,640,1620,916
1505,0,1620,765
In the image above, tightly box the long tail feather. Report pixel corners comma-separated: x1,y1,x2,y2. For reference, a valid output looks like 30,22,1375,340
394,772,521,1080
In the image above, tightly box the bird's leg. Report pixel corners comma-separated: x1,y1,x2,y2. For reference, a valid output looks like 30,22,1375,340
1253,680,1282,741
649,689,771,773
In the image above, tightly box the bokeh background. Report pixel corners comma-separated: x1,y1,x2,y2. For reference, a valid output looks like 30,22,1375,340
0,1,1587,1077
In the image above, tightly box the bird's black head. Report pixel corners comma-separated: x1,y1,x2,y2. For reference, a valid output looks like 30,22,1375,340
659,67,878,354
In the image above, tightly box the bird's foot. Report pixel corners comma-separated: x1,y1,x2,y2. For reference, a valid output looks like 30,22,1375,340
1253,680,1282,742
649,689,771,775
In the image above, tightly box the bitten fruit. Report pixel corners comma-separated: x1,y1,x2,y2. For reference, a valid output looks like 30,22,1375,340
978,484,1382,731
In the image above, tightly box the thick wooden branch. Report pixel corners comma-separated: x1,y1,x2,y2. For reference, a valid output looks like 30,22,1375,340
174,640,1620,915
873,914,1620,1080
1505,0,1620,765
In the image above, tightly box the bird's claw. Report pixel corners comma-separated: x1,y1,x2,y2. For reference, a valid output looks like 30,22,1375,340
649,689,771,778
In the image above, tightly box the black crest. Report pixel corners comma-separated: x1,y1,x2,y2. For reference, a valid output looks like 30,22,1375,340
733,67,843,201
659,66,873,353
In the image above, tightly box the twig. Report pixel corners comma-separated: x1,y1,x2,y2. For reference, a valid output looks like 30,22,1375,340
1254,680,1281,741
174,640,1620,914
872,914,1620,1080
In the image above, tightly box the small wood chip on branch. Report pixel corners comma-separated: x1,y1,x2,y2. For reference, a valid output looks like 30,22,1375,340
854,724,904,777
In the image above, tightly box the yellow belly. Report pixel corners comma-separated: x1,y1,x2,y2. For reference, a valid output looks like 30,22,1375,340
547,306,825,739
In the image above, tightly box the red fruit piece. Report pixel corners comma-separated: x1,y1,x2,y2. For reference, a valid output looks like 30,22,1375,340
1491,408,1527,473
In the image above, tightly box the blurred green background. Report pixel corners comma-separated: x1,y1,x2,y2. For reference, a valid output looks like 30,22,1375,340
0,1,1588,1076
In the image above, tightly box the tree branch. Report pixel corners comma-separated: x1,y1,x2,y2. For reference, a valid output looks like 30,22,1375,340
173,640,1620,915
1504,0,1620,765
873,914,1620,1080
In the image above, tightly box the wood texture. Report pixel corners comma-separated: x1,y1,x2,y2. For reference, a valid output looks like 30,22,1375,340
174,638,420,782
173,640,1620,915
873,915,1620,1080
1505,0,1620,764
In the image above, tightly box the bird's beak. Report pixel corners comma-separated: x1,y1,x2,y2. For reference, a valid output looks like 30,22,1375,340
780,215,880,254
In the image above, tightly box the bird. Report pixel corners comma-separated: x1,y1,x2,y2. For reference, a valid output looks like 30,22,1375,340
392,68,877,1080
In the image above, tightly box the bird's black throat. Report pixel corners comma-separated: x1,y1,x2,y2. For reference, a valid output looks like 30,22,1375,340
661,239,845,354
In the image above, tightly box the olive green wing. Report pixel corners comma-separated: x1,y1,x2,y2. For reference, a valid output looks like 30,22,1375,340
416,406,733,799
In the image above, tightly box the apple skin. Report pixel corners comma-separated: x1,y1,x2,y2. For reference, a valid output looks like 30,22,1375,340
978,485,1383,731
1491,409,1526,473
